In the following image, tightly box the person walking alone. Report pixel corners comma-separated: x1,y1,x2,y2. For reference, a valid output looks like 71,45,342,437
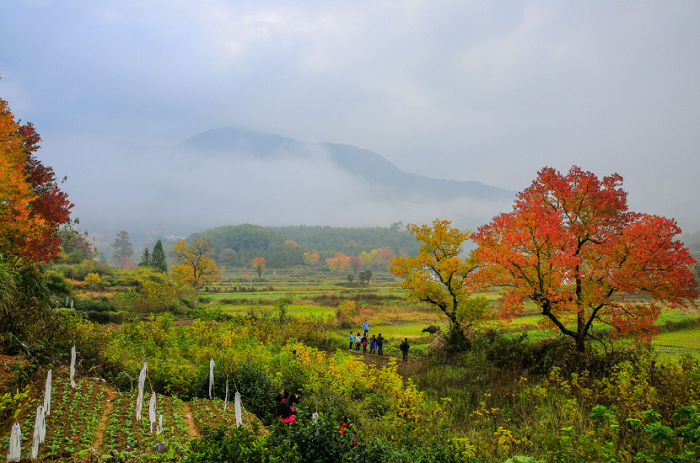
363,320,369,337
400,338,410,362
376,333,384,356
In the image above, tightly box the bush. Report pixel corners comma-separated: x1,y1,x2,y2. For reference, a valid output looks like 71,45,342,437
335,301,360,329
86,311,124,324
187,417,470,463
53,261,113,281
186,424,298,463
44,270,73,297
194,360,278,425
73,296,115,313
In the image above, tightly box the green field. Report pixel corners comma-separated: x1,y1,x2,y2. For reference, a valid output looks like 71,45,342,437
199,268,700,362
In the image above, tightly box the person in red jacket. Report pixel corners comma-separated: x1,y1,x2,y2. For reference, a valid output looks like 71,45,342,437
276,388,299,425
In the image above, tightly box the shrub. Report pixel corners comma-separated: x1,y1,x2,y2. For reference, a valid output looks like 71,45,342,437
186,424,298,463
44,270,73,296
335,301,360,329
194,360,278,425
73,296,115,313
84,272,102,288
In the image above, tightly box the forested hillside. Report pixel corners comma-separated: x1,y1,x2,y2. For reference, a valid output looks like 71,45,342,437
272,224,419,258
194,223,419,268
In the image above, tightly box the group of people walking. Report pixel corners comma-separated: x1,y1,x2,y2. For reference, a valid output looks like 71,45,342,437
349,320,385,356
348,320,410,361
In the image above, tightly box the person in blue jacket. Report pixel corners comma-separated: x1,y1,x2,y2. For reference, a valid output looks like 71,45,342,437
363,320,369,336
349,332,354,350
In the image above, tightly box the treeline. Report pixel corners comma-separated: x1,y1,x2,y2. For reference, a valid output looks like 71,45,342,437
272,224,419,259
193,223,419,268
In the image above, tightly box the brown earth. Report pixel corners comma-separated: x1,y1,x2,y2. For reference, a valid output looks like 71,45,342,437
92,388,118,450
183,403,200,438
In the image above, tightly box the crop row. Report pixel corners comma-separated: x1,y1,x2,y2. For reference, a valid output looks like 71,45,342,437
102,390,192,459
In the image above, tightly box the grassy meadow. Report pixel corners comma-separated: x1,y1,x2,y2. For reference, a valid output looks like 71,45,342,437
195,267,700,363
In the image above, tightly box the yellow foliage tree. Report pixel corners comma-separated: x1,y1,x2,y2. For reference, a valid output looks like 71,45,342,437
359,250,373,269
250,257,266,279
171,237,220,288
390,220,490,339
302,249,320,266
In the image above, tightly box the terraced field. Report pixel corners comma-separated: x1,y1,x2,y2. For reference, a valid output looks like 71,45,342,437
1,375,256,462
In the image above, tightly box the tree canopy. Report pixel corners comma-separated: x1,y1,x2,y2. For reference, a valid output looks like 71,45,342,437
171,236,220,288
111,230,134,266
472,166,698,352
390,220,490,344
0,99,73,266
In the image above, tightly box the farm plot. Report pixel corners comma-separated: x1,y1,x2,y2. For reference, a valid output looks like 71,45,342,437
653,328,700,363
0,376,107,459
101,390,191,458
188,396,258,432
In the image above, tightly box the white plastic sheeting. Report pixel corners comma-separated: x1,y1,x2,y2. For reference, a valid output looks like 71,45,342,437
208,359,215,399
156,414,163,435
70,345,76,388
149,393,157,433
7,422,21,462
224,378,229,412
44,369,52,416
136,362,148,421
31,405,46,458
234,392,242,428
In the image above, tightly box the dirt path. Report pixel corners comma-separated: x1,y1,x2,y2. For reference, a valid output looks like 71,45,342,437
183,403,200,438
92,388,118,450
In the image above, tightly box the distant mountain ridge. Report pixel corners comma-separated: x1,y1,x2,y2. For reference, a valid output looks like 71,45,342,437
181,127,514,202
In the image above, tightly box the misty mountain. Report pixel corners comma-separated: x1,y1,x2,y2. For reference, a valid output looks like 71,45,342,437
60,128,518,236
181,128,514,202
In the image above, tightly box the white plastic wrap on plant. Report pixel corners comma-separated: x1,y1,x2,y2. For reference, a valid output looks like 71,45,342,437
149,392,157,433
156,414,163,435
208,359,215,399
235,392,242,428
224,379,229,412
136,362,148,421
31,405,46,459
7,422,21,462
70,345,76,388
44,369,52,416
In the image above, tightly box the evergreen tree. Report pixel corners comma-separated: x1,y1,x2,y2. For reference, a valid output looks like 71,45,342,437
151,240,167,273
111,230,134,266
138,248,151,267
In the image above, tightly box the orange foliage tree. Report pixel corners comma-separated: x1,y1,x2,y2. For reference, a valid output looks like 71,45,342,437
376,247,396,270
0,99,72,265
326,253,349,274
250,257,266,279
472,166,698,352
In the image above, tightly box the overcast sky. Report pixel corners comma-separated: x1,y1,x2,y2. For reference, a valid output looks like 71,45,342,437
2,0,699,234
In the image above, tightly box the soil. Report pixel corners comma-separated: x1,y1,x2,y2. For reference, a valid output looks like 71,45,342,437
92,388,118,450
183,403,200,438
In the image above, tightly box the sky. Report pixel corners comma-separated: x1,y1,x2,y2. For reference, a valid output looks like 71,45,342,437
1,0,699,236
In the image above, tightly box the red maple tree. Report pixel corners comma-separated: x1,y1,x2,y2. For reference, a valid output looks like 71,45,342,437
1,100,73,265
17,121,73,263
472,166,697,352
